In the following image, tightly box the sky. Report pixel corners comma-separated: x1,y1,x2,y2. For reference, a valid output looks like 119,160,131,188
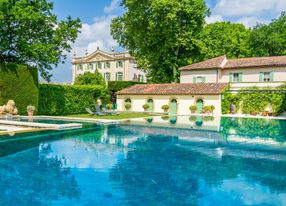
48,0,286,83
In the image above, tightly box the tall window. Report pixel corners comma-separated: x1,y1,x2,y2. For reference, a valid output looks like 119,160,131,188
229,73,242,82
98,62,102,69
194,76,206,83
88,63,93,70
106,62,110,68
263,72,270,82
77,64,83,70
116,72,123,81
260,72,274,82
118,61,123,67
105,72,111,81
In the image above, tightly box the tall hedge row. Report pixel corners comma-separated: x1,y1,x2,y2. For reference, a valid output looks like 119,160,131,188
38,84,108,116
0,64,39,114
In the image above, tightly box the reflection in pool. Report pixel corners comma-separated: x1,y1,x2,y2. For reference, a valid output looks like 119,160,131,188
0,117,285,205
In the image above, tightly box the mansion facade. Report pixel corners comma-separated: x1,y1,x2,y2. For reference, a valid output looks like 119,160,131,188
72,48,146,83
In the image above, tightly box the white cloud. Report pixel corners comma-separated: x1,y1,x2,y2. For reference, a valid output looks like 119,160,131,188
206,15,224,24
104,0,121,14
209,0,286,27
236,16,270,27
213,0,286,17
71,15,118,57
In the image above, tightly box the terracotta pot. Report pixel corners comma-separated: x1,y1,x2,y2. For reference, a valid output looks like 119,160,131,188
164,109,169,113
250,111,257,116
191,110,196,114
262,111,269,116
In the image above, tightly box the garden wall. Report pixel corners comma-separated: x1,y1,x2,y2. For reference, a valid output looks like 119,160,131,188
38,84,108,115
0,64,39,115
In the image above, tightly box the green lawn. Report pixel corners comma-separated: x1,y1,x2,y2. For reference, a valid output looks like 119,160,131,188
66,112,159,120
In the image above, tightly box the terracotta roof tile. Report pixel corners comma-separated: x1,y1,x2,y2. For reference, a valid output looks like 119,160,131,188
179,55,226,71
117,83,228,95
179,55,286,71
225,56,286,68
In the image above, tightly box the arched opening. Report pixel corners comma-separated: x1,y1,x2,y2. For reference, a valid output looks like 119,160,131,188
147,98,154,112
124,98,132,111
169,99,177,115
196,99,204,114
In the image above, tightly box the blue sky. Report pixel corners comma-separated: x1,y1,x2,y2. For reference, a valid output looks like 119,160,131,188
48,0,286,83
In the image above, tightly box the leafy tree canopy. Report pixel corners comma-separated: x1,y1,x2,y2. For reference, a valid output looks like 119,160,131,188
74,71,106,86
199,22,252,60
111,0,209,83
250,12,286,56
0,0,81,81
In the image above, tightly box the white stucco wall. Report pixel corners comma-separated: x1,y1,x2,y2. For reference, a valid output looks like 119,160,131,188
221,67,286,83
117,94,222,115
180,67,286,84
180,70,218,83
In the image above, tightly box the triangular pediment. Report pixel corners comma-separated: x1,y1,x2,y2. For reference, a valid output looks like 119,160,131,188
85,50,114,62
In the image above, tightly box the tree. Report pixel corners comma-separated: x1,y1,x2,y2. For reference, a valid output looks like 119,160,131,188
0,0,81,81
111,0,209,83
74,71,106,86
199,22,252,60
250,12,286,57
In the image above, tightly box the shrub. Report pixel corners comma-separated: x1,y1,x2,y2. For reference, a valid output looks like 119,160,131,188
143,103,149,110
108,81,146,92
106,103,113,110
38,84,108,115
0,64,39,115
189,105,197,112
203,105,215,113
124,103,132,110
161,104,169,111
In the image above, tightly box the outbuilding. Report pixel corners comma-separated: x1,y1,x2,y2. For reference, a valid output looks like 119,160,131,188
116,83,228,115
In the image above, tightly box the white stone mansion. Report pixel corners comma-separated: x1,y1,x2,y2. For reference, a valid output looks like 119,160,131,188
72,48,146,83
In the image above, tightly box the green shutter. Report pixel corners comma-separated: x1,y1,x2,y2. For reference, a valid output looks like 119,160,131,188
239,73,243,82
259,72,264,82
104,62,106,68
270,71,274,81
116,62,118,68
229,73,233,82
202,77,206,83
193,77,197,83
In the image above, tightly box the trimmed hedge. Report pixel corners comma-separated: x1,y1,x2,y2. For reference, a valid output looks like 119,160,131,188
0,64,39,115
38,84,109,115
108,81,146,92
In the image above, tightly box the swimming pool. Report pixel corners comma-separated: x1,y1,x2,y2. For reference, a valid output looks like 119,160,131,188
0,116,285,205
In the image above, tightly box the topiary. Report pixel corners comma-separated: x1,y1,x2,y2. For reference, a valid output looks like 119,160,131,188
125,103,132,110
189,105,197,112
143,103,149,110
161,104,169,112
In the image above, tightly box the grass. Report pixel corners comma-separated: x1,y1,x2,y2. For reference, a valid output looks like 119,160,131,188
65,112,160,120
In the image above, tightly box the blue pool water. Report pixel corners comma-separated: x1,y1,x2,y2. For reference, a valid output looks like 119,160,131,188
0,116,286,205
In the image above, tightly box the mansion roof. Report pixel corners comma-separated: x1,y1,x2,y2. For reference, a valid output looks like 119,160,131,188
117,83,228,95
179,55,286,71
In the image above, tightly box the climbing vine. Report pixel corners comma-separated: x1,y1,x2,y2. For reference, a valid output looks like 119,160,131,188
222,84,286,115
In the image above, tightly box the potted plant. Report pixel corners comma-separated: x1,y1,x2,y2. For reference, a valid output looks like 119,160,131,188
106,103,113,110
27,105,36,116
142,103,150,111
161,104,169,113
124,103,132,110
189,105,197,114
